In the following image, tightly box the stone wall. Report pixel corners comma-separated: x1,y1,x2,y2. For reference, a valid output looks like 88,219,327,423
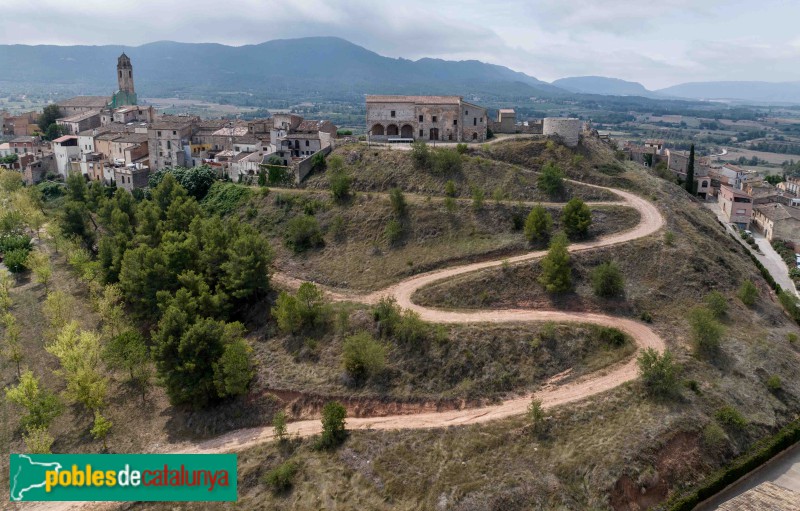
543,118,582,147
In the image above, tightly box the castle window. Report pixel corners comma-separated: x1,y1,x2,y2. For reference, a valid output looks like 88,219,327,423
419,129,424,137
432,116,437,123
390,110,396,118
157,131,162,137
119,70,122,78
473,118,477,126
453,120,457,126
480,117,483,123
305,140,309,146
419,115,423,122
172,131,176,135
465,110,468,115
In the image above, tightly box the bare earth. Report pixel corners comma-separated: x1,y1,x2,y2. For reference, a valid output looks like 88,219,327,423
31,181,666,510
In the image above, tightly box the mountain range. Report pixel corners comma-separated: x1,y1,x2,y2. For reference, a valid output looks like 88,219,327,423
0,37,798,105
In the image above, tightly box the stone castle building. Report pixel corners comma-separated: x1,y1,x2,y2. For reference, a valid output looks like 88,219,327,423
366,95,487,142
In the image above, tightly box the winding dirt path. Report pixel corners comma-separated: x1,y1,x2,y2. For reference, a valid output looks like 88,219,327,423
32,181,666,510
189,182,666,454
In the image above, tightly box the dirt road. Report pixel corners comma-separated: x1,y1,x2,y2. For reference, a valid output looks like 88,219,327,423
30,181,666,510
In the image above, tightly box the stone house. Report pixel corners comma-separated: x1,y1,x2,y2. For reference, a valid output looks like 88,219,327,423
495,109,516,134
147,116,199,170
57,110,102,135
9,136,39,155
114,165,149,192
719,185,753,229
2,111,39,136
57,96,110,117
752,203,800,242
365,95,487,143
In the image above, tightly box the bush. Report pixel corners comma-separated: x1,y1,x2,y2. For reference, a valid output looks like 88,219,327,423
702,423,728,449
4,248,29,273
789,332,798,344
342,332,386,381
471,186,484,211
591,261,624,298
432,149,462,175
318,401,347,449
444,180,457,197
778,291,800,323
689,307,724,356
384,219,404,247
201,182,252,216
527,398,546,436
664,231,675,246
715,406,747,431
538,232,571,293
456,143,468,154
704,291,728,319
148,165,216,200
389,188,406,217
524,205,553,244
310,152,326,172
596,327,626,347
272,411,288,442
537,162,564,197
284,215,324,253
637,348,681,398
272,283,329,335
737,280,758,307
410,141,430,169
264,460,298,493
329,169,352,202
767,375,782,392
562,198,592,239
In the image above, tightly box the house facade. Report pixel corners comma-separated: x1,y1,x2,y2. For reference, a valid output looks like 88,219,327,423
752,203,800,242
719,185,753,229
366,95,487,143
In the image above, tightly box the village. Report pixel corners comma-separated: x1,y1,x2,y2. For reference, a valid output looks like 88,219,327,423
0,54,588,192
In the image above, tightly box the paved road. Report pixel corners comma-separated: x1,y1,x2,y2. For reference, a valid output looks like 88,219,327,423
695,442,800,510
704,200,799,297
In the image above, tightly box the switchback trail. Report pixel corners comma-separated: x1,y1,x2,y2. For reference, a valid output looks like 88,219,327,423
191,182,666,454
34,180,666,511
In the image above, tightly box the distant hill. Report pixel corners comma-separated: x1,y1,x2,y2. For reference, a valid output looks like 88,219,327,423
656,81,800,104
552,76,657,97
0,37,565,102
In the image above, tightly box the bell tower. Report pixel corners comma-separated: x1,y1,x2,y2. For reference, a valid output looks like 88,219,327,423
117,53,135,95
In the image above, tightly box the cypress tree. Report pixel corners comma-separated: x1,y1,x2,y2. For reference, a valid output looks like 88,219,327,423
685,144,695,194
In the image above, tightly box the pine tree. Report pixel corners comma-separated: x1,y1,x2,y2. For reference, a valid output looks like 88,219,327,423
685,144,695,194
538,232,572,293
524,204,553,244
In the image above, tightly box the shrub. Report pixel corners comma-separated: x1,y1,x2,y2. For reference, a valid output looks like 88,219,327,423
329,169,352,202
22,426,54,454
4,248,29,273
272,283,329,335
318,401,347,449
389,188,407,217
591,261,624,298
264,460,298,493
432,149,462,175
148,165,216,200
201,182,253,216
539,232,572,293
342,332,386,381
767,375,782,392
373,297,402,332
527,398,546,436
444,196,456,214
789,333,798,344
537,162,565,197
737,280,758,307
384,219,404,247
456,143,468,154
410,141,430,169
562,198,592,239
715,406,747,431
471,186,485,211
272,411,288,442
689,307,724,356
444,180,457,197
637,348,681,398
778,291,800,323
704,291,728,319
596,327,626,347
664,231,675,246
310,152,326,172
284,215,324,253
524,205,553,244
702,423,728,449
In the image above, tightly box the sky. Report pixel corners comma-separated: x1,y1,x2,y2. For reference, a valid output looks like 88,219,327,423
1,0,799,89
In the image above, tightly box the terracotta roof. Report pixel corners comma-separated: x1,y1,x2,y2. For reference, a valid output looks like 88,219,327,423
52,135,78,144
57,96,110,108
754,203,800,222
366,95,462,105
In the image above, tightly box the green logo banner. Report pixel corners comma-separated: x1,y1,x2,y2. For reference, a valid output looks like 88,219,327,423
9,454,237,502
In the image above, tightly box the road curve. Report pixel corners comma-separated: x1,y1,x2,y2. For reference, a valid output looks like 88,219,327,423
34,181,667,511
189,182,666,454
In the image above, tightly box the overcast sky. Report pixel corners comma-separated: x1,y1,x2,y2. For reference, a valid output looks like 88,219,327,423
2,0,799,89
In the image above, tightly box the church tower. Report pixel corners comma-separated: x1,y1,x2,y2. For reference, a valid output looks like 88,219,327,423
117,53,135,94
